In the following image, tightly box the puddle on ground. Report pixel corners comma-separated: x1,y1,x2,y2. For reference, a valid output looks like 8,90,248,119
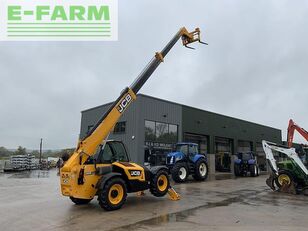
110,189,264,231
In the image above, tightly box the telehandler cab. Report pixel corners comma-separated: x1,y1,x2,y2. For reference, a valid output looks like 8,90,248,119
60,27,206,211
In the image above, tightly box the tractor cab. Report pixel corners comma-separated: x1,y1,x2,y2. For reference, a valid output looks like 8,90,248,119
96,141,130,164
84,141,130,164
175,143,199,161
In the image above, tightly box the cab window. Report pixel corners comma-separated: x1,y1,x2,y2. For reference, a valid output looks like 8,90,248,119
189,145,198,155
176,145,188,155
110,142,129,162
98,143,113,164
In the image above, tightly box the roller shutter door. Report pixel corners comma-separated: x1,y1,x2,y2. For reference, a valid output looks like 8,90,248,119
184,133,208,154
256,142,267,171
237,140,252,153
215,137,232,153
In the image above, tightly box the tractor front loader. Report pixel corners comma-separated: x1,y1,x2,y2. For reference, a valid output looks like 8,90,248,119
262,140,308,195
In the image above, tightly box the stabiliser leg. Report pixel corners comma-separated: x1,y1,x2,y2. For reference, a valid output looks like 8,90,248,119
167,187,180,201
136,187,180,201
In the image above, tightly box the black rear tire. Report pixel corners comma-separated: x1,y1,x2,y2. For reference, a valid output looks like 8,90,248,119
249,164,258,177
303,187,308,196
97,177,127,211
192,159,208,181
70,197,92,205
171,162,188,183
150,169,170,197
234,164,242,176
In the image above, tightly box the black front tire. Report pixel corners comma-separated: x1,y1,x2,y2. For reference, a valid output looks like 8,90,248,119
70,197,92,205
193,159,208,181
150,169,170,197
97,177,127,211
234,164,242,176
171,162,188,183
249,164,258,177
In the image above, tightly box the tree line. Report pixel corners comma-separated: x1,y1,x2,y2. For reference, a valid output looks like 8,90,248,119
0,146,74,159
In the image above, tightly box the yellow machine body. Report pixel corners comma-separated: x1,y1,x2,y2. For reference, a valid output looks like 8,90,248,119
61,161,145,199
59,27,206,206
60,89,138,199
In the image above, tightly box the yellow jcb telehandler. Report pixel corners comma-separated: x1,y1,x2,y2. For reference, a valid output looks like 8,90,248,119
60,27,206,211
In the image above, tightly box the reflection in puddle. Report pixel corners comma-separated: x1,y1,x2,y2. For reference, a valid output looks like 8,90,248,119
208,174,235,181
112,197,243,231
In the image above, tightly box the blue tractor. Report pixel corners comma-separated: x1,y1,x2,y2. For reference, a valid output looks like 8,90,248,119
234,152,259,177
166,143,208,183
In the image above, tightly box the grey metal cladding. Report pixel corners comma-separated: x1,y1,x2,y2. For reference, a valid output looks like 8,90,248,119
79,94,182,163
80,100,139,162
182,105,282,143
137,94,182,163
79,94,282,164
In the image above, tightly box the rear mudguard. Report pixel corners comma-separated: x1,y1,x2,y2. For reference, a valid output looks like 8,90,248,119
149,165,169,175
192,154,207,163
95,172,122,190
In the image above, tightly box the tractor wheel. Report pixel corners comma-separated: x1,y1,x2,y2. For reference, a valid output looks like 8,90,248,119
171,162,188,183
193,159,208,181
150,169,170,197
274,170,294,189
250,164,258,177
234,164,242,176
70,197,92,205
303,187,308,196
97,177,127,211
256,166,260,176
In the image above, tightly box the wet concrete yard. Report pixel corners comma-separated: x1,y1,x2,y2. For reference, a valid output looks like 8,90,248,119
0,170,307,231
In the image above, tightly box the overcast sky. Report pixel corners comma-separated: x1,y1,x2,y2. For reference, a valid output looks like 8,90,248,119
0,0,307,150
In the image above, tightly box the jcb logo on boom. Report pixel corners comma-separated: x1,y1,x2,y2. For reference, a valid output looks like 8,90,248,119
117,93,132,113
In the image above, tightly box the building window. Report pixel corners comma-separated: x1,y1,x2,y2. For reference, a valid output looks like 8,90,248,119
145,120,178,143
114,121,126,134
145,120,156,141
87,125,94,134
156,122,168,142
168,124,178,143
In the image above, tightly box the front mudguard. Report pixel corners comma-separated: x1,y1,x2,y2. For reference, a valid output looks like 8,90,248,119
149,165,169,175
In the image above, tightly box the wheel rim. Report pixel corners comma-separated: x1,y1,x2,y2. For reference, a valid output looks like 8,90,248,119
254,166,257,175
157,174,168,191
278,174,291,186
108,184,124,205
179,167,187,180
199,163,207,176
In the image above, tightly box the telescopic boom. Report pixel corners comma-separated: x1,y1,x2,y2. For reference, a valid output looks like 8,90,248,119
62,27,206,170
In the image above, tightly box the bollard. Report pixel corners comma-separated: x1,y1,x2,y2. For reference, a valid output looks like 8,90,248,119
230,155,236,175
208,153,216,175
